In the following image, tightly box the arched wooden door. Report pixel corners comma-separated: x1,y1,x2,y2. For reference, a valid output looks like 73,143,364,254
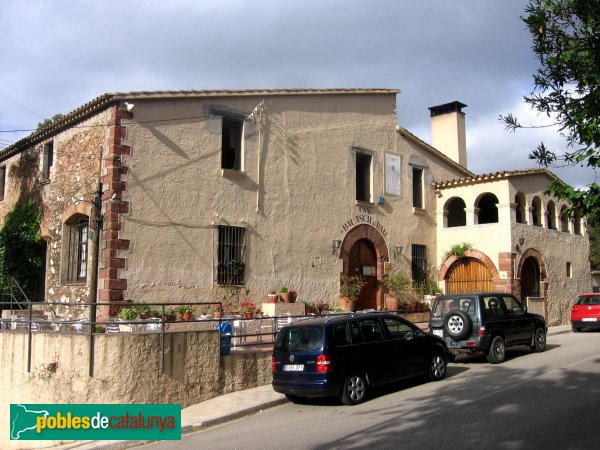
446,257,493,293
348,239,377,310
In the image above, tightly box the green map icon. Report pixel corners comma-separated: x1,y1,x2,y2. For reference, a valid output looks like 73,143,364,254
10,404,49,440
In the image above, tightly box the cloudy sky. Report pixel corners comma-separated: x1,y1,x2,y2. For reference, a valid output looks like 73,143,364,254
0,0,596,187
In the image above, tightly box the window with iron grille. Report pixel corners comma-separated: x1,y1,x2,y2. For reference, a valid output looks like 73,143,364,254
411,244,427,285
62,216,89,284
217,226,246,285
42,141,54,182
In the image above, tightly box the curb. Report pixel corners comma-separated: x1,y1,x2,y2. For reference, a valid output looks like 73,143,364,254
183,397,289,432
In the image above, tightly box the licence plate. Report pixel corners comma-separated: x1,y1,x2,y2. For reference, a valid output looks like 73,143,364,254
433,330,443,338
283,364,304,371
447,341,460,348
582,318,598,322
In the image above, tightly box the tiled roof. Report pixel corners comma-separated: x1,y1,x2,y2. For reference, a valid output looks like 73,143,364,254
106,88,400,99
434,168,563,188
1,88,399,159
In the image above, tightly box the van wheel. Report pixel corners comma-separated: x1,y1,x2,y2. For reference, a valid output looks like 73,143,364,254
428,351,447,381
486,335,505,364
341,373,367,405
443,310,472,341
530,327,547,353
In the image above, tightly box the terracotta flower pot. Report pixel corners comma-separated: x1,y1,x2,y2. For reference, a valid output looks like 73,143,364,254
280,292,290,303
267,294,279,303
339,296,356,312
180,313,193,321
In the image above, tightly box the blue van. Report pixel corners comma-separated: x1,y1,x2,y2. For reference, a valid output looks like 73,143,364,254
272,312,448,405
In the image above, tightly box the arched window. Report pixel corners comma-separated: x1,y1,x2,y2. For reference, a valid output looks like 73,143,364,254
515,192,526,224
546,201,556,230
560,205,570,232
477,193,499,224
446,197,466,228
61,215,89,284
531,197,542,227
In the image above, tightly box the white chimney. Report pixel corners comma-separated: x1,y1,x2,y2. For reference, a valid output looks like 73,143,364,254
428,101,467,168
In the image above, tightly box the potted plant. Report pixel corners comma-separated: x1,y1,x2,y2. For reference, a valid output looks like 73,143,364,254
304,301,316,314
280,287,290,303
381,271,413,311
213,303,225,318
177,305,194,321
239,301,256,318
339,275,366,312
315,299,330,313
267,291,279,303
288,289,297,303
117,307,137,321
135,303,152,320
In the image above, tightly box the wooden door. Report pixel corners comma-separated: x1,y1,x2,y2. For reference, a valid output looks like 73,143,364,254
446,257,493,294
348,239,377,310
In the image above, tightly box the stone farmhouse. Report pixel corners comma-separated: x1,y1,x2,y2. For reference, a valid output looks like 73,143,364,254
0,88,590,325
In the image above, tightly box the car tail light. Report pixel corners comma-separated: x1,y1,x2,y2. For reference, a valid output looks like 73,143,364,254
316,354,332,373
466,341,476,347
477,325,487,336
271,356,277,373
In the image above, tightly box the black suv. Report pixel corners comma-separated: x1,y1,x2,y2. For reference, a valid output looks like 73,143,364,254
428,293,547,364
272,312,449,405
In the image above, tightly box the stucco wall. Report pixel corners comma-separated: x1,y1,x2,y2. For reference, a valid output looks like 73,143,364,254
114,93,467,307
0,331,271,449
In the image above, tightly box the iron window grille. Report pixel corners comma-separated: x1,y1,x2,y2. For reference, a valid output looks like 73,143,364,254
411,244,427,286
217,226,246,285
64,218,89,283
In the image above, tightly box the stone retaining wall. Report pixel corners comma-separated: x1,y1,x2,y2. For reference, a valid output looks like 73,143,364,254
0,330,271,449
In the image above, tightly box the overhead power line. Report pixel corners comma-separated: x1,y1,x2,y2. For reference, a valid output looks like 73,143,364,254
0,92,45,120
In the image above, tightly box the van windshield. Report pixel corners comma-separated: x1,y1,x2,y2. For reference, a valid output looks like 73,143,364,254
275,327,323,352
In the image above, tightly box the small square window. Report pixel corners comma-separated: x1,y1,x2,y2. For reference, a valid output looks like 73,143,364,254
221,119,243,171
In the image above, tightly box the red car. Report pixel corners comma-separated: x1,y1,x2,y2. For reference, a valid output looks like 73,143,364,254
571,294,600,332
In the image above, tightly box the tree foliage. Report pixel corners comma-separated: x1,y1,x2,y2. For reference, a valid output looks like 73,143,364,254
0,199,45,301
37,113,65,130
501,0,600,216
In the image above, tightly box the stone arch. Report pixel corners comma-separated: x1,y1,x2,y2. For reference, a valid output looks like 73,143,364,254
340,224,389,310
516,248,548,319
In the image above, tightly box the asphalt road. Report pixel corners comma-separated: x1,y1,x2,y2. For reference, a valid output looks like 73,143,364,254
139,330,600,450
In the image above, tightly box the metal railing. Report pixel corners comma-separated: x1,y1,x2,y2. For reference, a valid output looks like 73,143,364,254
0,276,30,311
0,300,432,377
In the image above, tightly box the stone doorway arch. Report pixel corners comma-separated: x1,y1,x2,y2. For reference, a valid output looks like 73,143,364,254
517,249,548,319
340,224,389,310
